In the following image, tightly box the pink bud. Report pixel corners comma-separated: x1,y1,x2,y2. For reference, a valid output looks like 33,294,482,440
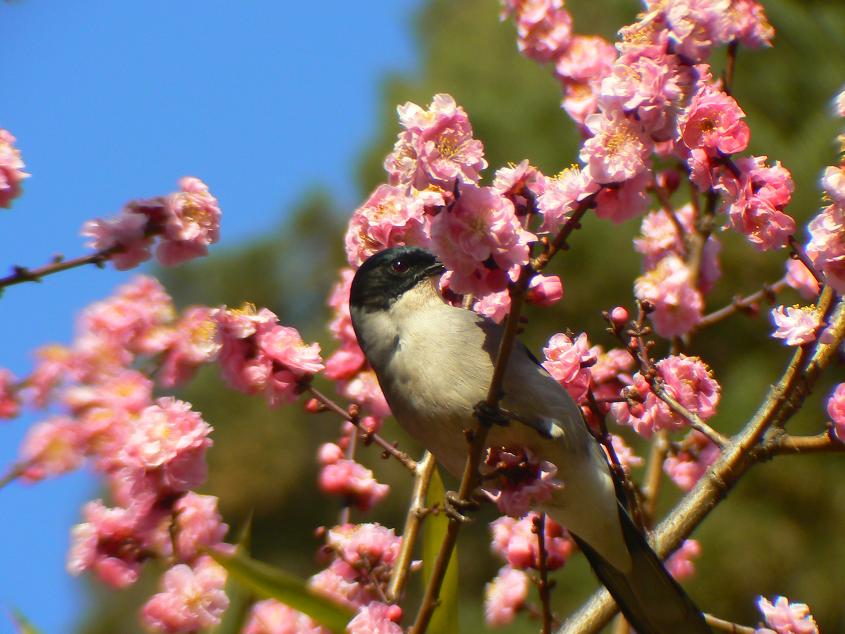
527,274,564,306
656,169,681,194
305,398,322,413
610,306,629,326
318,442,343,465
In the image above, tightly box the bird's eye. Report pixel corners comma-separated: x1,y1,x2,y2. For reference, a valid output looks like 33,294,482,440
390,258,410,274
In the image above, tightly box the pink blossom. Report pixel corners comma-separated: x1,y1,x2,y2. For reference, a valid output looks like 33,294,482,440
580,111,652,184
242,599,328,634
492,160,546,212
384,94,487,190
484,566,529,627
257,325,325,405
474,290,512,324
770,305,822,346
0,368,20,419
526,274,563,306
608,434,643,472
339,369,391,419
634,203,721,292
318,458,389,511
481,447,564,517
590,346,635,386
119,397,213,493
490,512,572,570
325,523,401,569
664,433,720,490
593,172,650,223
156,177,221,266
634,255,703,337
19,416,85,481
26,344,75,408
82,211,152,270
0,129,29,208
679,86,749,156
61,369,153,415
826,383,845,441
821,165,845,207
807,204,845,293
309,560,374,608
141,556,229,632
542,332,595,402
666,539,701,581
723,0,774,49
834,86,845,118
554,35,617,84
67,500,155,588
429,183,534,296
537,165,599,233
662,0,730,62
562,81,602,127
514,4,573,63
159,306,221,387
785,259,820,300
757,596,819,634
612,355,720,437
347,602,403,634
172,493,228,561
345,184,430,267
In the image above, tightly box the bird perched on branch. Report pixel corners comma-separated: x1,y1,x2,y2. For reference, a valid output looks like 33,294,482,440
349,246,710,634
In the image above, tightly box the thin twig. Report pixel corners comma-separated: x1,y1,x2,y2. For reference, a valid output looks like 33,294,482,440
705,612,756,634
763,429,845,456
387,452,437,602
534,513,554,634
650,384,729,448
788,236,825,287
0,247,119,290
338,426,358,526
723,41,739,95
696,279,788,330
307,386,417,472
641,431,669,526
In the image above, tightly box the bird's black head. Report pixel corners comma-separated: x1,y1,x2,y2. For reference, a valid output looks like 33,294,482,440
350,247,446,312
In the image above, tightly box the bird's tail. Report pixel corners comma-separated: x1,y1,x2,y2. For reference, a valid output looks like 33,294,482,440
570,507,711,634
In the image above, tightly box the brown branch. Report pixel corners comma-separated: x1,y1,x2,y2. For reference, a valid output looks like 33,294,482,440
306,386,417,472
788,236,825,288
387,451,437,602
723,41,739,96
532,194,598,270
641,431,669,526
534,513,554,634
338,425,358,526
705,612,756,634
0,246,119,290
696,279,788,331
763,428,845,456
558,289,845,633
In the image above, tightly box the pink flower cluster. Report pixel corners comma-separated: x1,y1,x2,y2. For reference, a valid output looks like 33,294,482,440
0,128,29,208
490,512,573,571
770,305,822,346
0,368,20,419
806,180,845,293
481,447,564,517
242,599,328,634
756,596,819,634
317,442,389,511
663,431,720,491
82,176,221,270
484,566,530,627
542,332,595,402
612,355,720,438
635,255,703,338
665,538,701,581
215,303,324,406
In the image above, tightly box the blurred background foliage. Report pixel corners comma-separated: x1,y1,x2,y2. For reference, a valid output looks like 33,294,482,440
82,0,845,631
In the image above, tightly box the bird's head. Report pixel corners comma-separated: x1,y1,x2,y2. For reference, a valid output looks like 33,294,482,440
349,246,446,313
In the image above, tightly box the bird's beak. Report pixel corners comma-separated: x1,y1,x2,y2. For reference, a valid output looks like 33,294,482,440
425,260,446,277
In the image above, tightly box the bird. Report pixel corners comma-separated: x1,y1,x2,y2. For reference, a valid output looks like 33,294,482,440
349,245,710,634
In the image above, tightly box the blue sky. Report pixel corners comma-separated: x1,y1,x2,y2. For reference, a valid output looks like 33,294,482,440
0,2,419,631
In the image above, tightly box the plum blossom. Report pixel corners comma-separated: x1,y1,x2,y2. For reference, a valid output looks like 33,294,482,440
429,183,534,296
119,397,213,494
526,274,563,306
18,416,85,481
554,34,617,84
347,602,403,634
756,596,819,634
770,305,822,346
664,432,721,490
612,355,720,437
826,383,845,441
490,512,572,570
666,539,701,581
580,111,652,184
785,259,820,300
593,173,650,223
141,556,229,633
172,493,228,562
324,523,401,570
608,434,644,473
158,306,221,387
537,165,599,233
242,599,328,634
481,447,563,517
542,332,595,402
384,94,487,190
820,165,845,207
474,290,511,323
318,447,389,511
215,304,324,405
0,128,29,208
484,566,530,627
723,0,774,48
634,255,703,337
345,184,429,267
512,2,573,62
661,0,731,62
0,368,20,419
679,86,749,156
806,203,845,293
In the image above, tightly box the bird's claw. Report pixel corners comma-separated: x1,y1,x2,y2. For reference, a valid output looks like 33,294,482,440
473,401,509,427
444,491,479,523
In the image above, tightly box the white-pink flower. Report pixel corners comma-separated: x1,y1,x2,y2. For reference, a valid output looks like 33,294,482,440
679,85,749,156
490,512,572,570
19,416,85,482
484,566,529,627
542,332,595,402
826,383,845,442
580,111,652,184
481,447,564,517
242,599,328,634
665,539,701,581
757,596,819,634
141,556,229,633
770,305,822,346
537,165,599,233
157,177,221,266
807,203,845,293
634,255,703,338
347,602,403,634
0,128,29,208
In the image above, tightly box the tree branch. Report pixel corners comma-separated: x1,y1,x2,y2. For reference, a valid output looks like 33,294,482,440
0,246,119,290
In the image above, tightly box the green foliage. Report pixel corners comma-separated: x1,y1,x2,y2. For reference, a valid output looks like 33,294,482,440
422,467,460,634
211,515,255,634
212,549,354,634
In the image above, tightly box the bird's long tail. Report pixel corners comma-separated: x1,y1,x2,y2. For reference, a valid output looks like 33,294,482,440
569,507,711,634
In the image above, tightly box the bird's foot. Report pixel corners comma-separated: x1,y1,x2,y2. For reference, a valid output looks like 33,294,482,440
473,401,509,427
444,490,480,523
